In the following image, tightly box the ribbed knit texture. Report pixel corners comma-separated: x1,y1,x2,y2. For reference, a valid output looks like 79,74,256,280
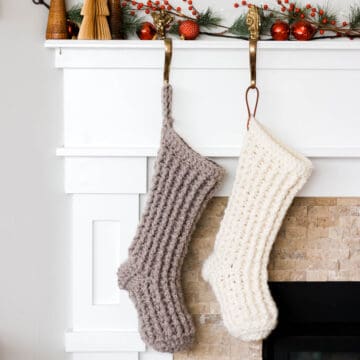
202,118,313,341
118,84,225,353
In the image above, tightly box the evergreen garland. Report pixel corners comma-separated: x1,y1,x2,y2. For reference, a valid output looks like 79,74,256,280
67,3,83,26
196,8,222,30
37,0,360,40
121,5,144,37
350,5,360,29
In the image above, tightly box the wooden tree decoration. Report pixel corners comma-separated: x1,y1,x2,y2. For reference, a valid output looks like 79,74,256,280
78,0,96,39
78,0,111,40
46,0,68,39
95,0,112,39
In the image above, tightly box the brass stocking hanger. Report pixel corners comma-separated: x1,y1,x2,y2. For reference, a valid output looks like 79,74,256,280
245,5,261,130
163,38,173,85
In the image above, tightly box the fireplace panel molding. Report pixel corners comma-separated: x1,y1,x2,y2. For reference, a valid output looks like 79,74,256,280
46,40,360,360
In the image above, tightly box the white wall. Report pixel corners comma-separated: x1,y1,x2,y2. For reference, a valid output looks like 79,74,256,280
0,1,70,360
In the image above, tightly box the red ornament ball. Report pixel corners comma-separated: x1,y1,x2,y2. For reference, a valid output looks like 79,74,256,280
137,22,157,40
271,20,290,41
179,20,200,40
66,20,79,39
291,20,317,40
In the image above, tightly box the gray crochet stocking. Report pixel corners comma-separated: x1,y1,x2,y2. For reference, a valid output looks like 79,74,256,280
117,84,224,353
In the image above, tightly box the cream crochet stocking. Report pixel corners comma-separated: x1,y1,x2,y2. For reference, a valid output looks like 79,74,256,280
202,118,313,341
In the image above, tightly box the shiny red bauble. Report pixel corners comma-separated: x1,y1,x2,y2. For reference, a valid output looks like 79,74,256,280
271,20,290,41
137,22,157,40
178,20,200,40
66,20,79,39
291,20,317,41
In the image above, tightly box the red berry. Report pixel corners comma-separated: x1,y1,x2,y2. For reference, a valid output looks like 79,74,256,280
310,12,315,17
188,0,192,4
121,1,127,7
306,3,311,9
330,20,336,25
192,10,196,15
130,10,135,15
319,9,324,15
188,5,193,10
343,21,348,26
322,18,327,24
234,2,239,7
277,0,281,4
319,29,325,34
295,8,300,13
263,4,268,10
281,6,286,12
145,8,150,13
300,13,305,18
164,0,168,4
160,4,165,9
176,6,181,11
312,8,316,12
284,0,289,3
242,0,247,5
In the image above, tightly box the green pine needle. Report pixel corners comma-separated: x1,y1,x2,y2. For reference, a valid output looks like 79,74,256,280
350,4,360,29
228,14,249,36
169,22,179,35
121,5,144,38
67,3,83,26
316,5,337,25
260,9,276,34
197,8,222,30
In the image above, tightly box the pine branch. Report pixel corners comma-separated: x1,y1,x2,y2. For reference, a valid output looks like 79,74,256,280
316,5,337,25
121,5,144,38
260,9,276,34
350,4,360,29
228,14,248,36
67,3,83,26
169,22,179,34
197,8,222,30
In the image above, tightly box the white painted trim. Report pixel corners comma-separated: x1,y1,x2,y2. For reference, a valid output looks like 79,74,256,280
45,39,360,50
56,146,360,158
46,39,360,70
65,330,145,353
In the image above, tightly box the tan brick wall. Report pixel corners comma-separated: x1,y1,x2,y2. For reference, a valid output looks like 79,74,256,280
175,197,360,360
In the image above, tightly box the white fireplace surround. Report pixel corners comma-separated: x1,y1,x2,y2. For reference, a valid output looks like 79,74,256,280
46,39,360,360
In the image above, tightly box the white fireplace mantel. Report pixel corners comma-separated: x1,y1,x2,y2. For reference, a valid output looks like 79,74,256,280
47,39,360,360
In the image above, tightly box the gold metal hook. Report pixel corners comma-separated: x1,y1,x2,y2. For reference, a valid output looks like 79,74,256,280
163,38,173,85
246,5,260,89
246,5,261,129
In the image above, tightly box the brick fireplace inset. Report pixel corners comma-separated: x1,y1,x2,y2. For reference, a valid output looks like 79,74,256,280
176,197,360,360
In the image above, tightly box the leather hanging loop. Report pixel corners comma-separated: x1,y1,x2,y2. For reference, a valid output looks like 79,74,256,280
163,38,173,85
245,86,259,130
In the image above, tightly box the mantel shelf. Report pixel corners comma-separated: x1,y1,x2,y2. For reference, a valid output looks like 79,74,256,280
45,38,360,70
45,38,360,50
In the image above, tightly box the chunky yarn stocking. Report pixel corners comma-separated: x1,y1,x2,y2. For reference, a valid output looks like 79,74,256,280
118,84,224,352
202,118,312,341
